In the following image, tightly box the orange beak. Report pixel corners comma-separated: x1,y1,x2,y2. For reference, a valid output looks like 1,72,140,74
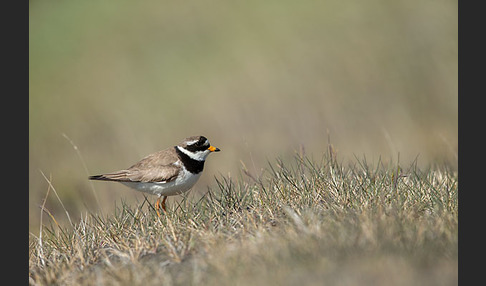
208,146,220,152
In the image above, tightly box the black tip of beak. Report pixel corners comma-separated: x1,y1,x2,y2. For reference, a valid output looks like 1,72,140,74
215,148,221,152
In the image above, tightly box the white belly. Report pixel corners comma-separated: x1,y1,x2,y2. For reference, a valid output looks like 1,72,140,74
120,169,202,197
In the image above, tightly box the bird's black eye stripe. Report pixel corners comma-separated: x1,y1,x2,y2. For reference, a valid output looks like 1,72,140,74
195,136,208,147
186,144,208,152
186,136,209,152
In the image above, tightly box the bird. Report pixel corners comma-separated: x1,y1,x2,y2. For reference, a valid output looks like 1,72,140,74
89,135,220,216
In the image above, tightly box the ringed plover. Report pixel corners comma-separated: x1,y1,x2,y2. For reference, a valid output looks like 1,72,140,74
89,135,220,216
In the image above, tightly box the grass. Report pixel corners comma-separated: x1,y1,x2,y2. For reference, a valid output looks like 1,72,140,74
29,151,457,285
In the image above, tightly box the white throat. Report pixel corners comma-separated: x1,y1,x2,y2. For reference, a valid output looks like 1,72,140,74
176,146,210,161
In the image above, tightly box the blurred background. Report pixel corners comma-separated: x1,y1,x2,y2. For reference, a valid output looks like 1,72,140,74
29,0,457,232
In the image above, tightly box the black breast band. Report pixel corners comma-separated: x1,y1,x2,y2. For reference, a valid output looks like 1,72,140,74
175,147,205,174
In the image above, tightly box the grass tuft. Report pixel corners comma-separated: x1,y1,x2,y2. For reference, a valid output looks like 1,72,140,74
29,153,457,285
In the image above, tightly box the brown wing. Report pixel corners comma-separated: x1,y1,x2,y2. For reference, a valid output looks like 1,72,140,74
89,147,180,183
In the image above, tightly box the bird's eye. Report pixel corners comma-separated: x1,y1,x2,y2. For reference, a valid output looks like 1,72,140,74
193,137,208,148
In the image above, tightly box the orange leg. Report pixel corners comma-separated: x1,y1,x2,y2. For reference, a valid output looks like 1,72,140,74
154,196,168,217
155,196,161,217
161,196,168,212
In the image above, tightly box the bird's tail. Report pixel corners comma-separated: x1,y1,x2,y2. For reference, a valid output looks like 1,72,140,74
88,171,130,182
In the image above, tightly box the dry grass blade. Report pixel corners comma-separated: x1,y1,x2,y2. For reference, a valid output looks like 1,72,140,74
39,170,74,228
37,174,52,267
62,133,103,213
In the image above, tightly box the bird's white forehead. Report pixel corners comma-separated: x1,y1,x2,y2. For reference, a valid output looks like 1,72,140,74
186,138,209,146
